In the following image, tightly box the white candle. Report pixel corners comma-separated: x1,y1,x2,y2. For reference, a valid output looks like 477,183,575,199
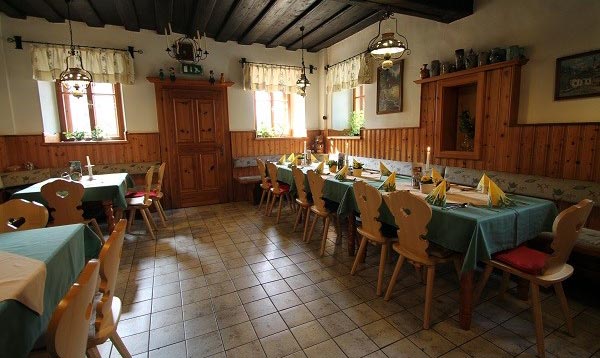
165,28,169,49
196,30,201,41
303,140,306,153
426,146,431,171
168,22,173,34
330,140,334,153
86,155,91,167
345,142,349,154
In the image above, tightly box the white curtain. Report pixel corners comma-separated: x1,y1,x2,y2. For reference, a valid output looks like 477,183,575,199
243,62,303,95
30,44,135,84
325,53,372,93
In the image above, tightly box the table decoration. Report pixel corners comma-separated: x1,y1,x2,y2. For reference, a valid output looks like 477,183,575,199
327,160,338,173
379,172,396,192
334,165,349,180
488,179,514,208
287,153,295,162
315,161,325,175
477,173,490,194
352,159,364,177
380,161,392,178
277,154,286,164
431,167,443,184
310,153,319,163
420,175,434,194
425,179,447,206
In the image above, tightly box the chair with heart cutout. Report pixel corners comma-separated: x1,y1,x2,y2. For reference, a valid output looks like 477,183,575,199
0,199,49,233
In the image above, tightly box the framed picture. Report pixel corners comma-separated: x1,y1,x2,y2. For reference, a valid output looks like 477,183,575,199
554,49,600,100
377,59,404,114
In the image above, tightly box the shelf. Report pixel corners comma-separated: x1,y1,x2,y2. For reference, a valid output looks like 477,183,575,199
414,58,528,84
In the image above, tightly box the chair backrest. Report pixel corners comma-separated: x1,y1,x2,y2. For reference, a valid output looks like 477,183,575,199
383,190,432,262
545,199,594,275
141,166,155,204
0,199,49,233
41,179,85,226
306,170,326,212
353,181,383,241
154,162,167,195
95,219,127,335
266,162,284,193
47,259,100,358
256,158,269,189
292,166,308,204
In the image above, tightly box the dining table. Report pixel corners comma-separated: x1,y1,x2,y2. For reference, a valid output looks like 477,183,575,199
0,224,102,358
11,173,133,233
275,163,557,330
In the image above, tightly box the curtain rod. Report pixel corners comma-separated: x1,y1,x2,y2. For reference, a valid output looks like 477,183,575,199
240,58,316,74
6,36,143,58
324,50,368,71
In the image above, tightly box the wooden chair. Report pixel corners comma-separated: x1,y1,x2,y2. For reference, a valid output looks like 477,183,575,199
383,191,461,329
126,166,157,240
40,179,103,240
473,199,593,358
351,181,395,296
256,158,272,214
87,219,131,358
0,199,49,233
292,166,312,242
266,162,293,224
126,163,168,227
305,170,335,256
29,260,100,358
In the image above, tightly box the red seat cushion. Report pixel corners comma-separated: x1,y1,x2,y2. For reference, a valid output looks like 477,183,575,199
493,246,549,275
273,183,290,193
125,190,158,198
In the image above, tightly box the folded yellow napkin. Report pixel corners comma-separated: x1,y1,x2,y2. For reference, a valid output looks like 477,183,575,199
315,161,325,174
488,179,514,207
334,165,349,180
277,155,286,165
431,168,443,183
380,162,392,176
379,172,396,192
477,173,490,193
425,180,447,207
287,153,295,162
311,153,319,163
352,158,362,168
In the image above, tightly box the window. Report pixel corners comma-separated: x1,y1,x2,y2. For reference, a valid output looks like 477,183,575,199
353,85,365,112
56,82,125,140
254,91,306,138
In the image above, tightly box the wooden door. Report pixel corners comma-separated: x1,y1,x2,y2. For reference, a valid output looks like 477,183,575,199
150,78,233,208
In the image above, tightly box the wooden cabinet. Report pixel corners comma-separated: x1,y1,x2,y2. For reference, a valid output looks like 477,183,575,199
415,59,527,161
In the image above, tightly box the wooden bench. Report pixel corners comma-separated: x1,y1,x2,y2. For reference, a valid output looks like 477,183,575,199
233,175,261,203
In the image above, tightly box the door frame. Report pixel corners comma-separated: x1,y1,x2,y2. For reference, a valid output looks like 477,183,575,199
148,77,234,208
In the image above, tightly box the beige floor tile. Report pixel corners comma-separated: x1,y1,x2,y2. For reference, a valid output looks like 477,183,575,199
343,303,382,326
251,312,288,338
382,338,429,358
225,340,266,358
260,330,302,358
149,342,187,358
186,331,224,358
184,314,218,339
148,322,184,350
329,289,364,309
238,285,269,304
271,291,302,310
361,319,404,348
263,279,292,296
386,310,423,336
220,321,258,350
305,297,340,318
318,311,358,337
461,337,512,358
280,304,316,328
150,306,183,330
408,329,456,357
244,297,277,319
215,304,249,328
334,328,378,358
482,325,533,355
290,320,330,349
211,292,242,312
303,339,346,358
117,314,151,337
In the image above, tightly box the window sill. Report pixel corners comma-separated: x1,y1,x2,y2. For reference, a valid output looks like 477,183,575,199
42,139,129,146
254,136,308,140
328,135,361,140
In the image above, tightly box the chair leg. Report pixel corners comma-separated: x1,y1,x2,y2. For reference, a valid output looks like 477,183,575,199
88,218,104,241
423,265,436,329
139,208,156,240
86,346,102,358
127,208,136,232
554,282,574,336
264,191,272,215
258,189,266,211
530,282,546,358
153,200,167,227
473,264,493,305
351,236,368,275
267,193,275,216
306,213,319,243
499,271,511,299
276,195,284,224
377,243,388,296
145,208,158,231
156,199,168,222
384,255,405,301
319,216,330,256
302,208,311,242
110,331,132,358
293,205,303,231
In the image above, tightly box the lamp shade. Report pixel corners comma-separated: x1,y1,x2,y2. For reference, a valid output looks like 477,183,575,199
369,33,406,56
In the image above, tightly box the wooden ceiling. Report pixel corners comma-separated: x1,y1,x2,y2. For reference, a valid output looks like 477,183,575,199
0,0,473,52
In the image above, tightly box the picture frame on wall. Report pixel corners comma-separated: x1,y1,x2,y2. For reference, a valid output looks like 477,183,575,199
554,49,600,100
376,59,404,114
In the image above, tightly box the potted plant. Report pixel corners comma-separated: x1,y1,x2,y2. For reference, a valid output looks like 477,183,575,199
73,131,86,141
63,131,75,141
459,110,475,151
420,175,435,194
327,159,338,173
346,110,365,136
90,128,104,141
352,159,364,177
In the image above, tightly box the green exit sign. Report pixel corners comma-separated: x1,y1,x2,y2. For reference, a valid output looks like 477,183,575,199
181,63,203,75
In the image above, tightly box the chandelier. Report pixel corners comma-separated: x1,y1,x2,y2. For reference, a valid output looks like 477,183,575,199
59,0,93,98
165,23,208,63
367,11,410,70
296,26,310,97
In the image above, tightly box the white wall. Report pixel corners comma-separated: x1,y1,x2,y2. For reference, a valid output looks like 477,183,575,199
325,0,600,128
0,15,320,135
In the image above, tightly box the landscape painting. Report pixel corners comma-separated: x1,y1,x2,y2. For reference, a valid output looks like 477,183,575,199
555,49,600,100
377,59,404,114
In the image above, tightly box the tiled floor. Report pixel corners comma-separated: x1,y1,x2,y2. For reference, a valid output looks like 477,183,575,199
99,202,600,358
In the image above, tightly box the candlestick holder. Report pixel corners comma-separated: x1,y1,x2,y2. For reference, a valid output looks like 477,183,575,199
86,164,94,181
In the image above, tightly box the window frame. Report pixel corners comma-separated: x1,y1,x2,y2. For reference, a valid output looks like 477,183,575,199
253,91,295,138
352,85,365,112
55,81,126,140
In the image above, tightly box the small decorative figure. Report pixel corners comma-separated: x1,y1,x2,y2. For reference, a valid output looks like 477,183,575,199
419,64,430,79
169,67,176,81
159,68,165,80
219,73,225,83
209,70,216,85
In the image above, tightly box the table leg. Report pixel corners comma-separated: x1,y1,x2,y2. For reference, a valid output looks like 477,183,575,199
103,200,116,233
347,213,356,256
459,270,474,330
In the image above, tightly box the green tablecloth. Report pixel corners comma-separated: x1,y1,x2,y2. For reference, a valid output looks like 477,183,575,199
276,165,557,271
11,173,133,209
0,224,102,358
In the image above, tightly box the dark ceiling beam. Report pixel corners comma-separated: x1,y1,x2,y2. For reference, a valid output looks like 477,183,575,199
214,0,242,42
215,0,271,42
0,0,25,19
115,0,140,31
266,0,324,48
153,0,172,34
71,0,103,27
329,0,472,23
28,0,63,23
188,0,217,36
308,10,381,52
286,4,352,50
237,0,277,44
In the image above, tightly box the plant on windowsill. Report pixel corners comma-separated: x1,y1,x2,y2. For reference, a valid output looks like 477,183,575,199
90,128,104,141
459,110,475,151
63,131,76,141
73,131,86,141
346,110,365,136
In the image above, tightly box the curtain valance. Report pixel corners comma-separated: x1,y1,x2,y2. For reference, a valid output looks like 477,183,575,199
325,53,372,93
30,44,135,85
243,62,303,95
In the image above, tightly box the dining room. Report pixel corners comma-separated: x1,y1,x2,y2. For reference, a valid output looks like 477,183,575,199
0,0,599,358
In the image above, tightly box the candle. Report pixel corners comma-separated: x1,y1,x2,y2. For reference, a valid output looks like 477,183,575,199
168,22,173,34
165,28,169,49
330,139,334,153
303,140,306,153
426,146,431,171
196,30,201,41
86,155,91,167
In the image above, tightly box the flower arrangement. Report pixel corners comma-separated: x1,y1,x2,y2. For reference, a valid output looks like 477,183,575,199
327,159,338,173
421,175,433,184
352,159,363,169
459,110,475,139
90,128,103,141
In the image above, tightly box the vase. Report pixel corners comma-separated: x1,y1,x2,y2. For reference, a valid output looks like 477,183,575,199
430,60,440,76
419,64,430,79
455,49,465,71
353,168,363,177
478,51,489,66
420,183,435,194
329,165,337,173
489,48,506,63
465,49,478,69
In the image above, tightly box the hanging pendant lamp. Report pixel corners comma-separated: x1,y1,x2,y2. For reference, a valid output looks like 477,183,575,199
59,0,93,98
296,26,310,96
367,11,410,70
